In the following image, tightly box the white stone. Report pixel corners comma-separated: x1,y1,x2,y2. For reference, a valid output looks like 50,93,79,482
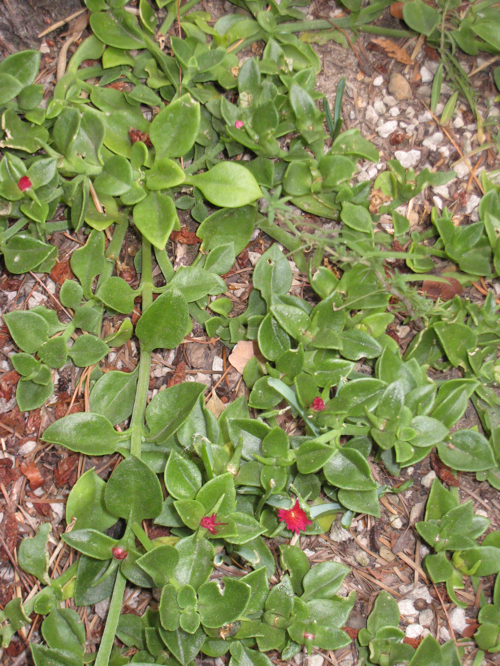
476,509,489,517
449,607,467,634
373,99,386,115
453,116,464,129
213,357,224,372
389,107,400,117
409,586,433,604
433,185,450,199
455,161,470,179
420,66,434,83
373,75,384,87
365,105,379,125
330,522,353,542
377,120,398,138
422,132,444,150
94,599,110,620
440,627,451,642
391,517,403,530
419,608,434,627
398,599,418,617
406,107,416,118
27,292,46,308
410,501,425,525
394,150,421,168
248,251,261,266
18,440,37,456
215,659,225,666
420,545,430,558
406,624,425,638
195,372,211,387
435,102,445,115
426,61,440,74
432,195,444,210
309,656,324,666
466,194,481,216
418,111,432,123
383,95,398,108
355,551,370,567
367,167,378,179
421,471,436,488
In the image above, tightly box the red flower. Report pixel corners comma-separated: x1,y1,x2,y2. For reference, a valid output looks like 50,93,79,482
311,397,325,411
278,499,312,534
200,513,227,535
112,546,128,560
18,176,32,191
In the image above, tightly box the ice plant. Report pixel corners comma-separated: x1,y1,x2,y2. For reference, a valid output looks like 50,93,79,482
18,176,32,191
310,397,325,411
234,120,244,129
111,546,128,560
200,513,227,535
278,499,312,534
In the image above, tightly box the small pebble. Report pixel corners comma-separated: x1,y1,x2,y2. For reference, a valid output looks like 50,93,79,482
398,599,418,617
355,551,370,567
389,107,400,117
419,608,434,627
377,120,398,138
388,73,412,101
453,116,464,129
373,99,386,114
330,522,353,542
373,75,384,87
406,624,424,638
421,471,436,488
383,94,399,108
394,150,421,169
422,132,444,150
365,105,379,125
449,607,467,634
18,441,37,456
420,66,434,83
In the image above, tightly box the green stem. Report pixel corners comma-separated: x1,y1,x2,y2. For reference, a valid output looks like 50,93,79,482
276,19,411,39
159,0,202,34
129,239,153,459
154,246,175,282
94,570,127,666
131,523,154,552
0,217,29,243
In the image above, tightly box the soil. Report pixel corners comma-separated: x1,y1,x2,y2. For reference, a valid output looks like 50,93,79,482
1,1,500,665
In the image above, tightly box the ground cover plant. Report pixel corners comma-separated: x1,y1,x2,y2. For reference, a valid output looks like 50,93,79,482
1,1,500,665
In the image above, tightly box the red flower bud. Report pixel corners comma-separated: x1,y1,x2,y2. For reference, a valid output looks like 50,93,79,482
18,176,32,191
311,397,325,411
234,120,244,129
112,546,128,560
304,632,315,640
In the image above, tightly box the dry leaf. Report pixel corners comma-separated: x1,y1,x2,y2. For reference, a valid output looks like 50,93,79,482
54,455,79,488
422,277,463,301
2,512,18,553
167,361,187,387
0,459,19,486
170,228,199,245
20,461,45,490
228,340,256,374
431,453,460,487
371,37,412,65
0,370,20,401
206,393,226,419
50,259,74,286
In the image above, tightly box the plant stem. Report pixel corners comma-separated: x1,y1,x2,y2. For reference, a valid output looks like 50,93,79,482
154,246,175,282
129,239,153,459
276,19,411,39
159,0,202,34
94,570,127,666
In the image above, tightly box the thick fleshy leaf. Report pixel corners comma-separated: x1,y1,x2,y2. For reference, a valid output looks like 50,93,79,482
198,578,251,628
105,456,163,522
437,430,495,472
146,382,206,442
150,93,200,158
89,368,138,425
134,191,179,250
4,310,49,353
42,413,121,455
136,289,189,352
186,162,262,208
66,469,117,532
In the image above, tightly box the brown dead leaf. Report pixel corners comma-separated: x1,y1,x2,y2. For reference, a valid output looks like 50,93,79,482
20,461,45,491
206,393,226,419
0,460,19,486
167,361,187,388
431,453,460,487
26,408,42,434
228,340,256,375
404,637,422,649
462,622,479,638
422,277,463,301
54,455,79,488
171,228,199,245
390,2,404,19
342,627,359,640
371,37,412,65
2,512,18,554
0,371,20,401
50,259,74,286
27,492,51,517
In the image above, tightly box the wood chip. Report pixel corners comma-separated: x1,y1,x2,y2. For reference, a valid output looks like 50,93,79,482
228,340,257,375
